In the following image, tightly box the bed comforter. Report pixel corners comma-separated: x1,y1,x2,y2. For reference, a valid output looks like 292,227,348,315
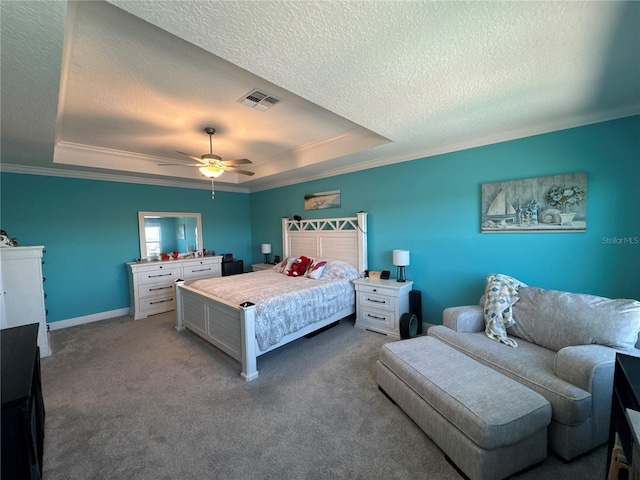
188,260,359,350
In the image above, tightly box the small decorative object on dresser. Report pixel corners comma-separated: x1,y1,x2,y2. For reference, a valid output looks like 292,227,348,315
353,277,413,338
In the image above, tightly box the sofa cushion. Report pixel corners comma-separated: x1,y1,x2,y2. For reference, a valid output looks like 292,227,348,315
428,325,592,425
510,287,640,352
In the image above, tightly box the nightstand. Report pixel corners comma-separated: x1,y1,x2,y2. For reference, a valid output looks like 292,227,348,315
252,263,275,272
353,278,414,338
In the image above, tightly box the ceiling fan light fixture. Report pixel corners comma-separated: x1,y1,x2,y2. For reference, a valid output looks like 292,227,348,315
199,166,224,178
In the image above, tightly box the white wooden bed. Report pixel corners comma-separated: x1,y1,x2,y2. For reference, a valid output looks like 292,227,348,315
175,212,368,381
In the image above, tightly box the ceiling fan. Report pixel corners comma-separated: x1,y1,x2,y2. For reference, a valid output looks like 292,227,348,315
159,127,255,178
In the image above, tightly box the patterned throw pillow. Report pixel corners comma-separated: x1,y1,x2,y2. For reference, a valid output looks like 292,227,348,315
307,260,327,280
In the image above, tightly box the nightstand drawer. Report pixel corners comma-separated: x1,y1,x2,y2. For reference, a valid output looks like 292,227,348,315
356,283,395,296
359,292,395,311
360,306,395,330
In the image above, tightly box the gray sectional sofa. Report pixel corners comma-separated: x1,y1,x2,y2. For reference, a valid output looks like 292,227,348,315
377,283,640,479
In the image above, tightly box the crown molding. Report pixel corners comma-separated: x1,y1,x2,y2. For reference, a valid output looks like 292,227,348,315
247,106,640,192
4,107,637,194
0,164,250,194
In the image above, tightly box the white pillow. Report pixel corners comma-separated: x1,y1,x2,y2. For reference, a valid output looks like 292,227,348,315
277,257,295,274
307,260,327,280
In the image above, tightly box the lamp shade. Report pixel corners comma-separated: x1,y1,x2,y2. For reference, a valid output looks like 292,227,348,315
261,244,272,254
393,249,410,266
199,166,224,178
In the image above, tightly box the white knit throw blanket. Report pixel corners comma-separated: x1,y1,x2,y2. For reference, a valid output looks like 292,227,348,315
483,274,526,348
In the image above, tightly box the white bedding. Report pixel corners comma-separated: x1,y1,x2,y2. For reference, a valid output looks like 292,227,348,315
188,260,360,350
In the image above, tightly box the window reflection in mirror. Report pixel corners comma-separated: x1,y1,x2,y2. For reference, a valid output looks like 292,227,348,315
138,212,202,260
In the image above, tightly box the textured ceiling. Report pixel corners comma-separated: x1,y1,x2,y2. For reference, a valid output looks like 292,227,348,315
2,1,639,193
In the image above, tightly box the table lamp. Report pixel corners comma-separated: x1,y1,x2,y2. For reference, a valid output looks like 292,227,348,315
261,244,272,264
393,249,410,282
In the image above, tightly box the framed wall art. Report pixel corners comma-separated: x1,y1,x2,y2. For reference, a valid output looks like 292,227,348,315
304,190,341,210
481,172,587,233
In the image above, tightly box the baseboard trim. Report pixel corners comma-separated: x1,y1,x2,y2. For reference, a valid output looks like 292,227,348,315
47,308,130,330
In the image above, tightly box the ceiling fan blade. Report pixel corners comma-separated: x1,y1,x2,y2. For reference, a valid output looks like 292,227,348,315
157,162,203,166
176,151,205,163
223,166,255,176
221,158,252,166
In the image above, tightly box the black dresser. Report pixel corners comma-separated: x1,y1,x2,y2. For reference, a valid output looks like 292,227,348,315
1,323,45,480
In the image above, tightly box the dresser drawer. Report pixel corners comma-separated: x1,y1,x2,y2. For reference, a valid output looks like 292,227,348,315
358,291,395,311
182,259,221,280
136,265,181,287
137,282,175,299
359,306,395,330
138,295,176,316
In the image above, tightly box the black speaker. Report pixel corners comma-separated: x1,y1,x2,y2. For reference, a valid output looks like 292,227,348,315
409,290,423,334
399,313,418,339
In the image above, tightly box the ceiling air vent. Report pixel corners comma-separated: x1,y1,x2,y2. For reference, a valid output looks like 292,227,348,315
238,89,281,112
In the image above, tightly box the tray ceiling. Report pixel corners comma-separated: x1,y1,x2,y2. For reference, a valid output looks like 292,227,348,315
1,1,638,193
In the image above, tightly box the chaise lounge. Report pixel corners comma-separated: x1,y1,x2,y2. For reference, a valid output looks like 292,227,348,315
378,277,640,479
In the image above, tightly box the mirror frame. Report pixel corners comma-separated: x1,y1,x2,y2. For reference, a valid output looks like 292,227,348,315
138,211,203,260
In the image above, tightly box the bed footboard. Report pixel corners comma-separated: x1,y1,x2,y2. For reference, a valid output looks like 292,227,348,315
175,281,258,381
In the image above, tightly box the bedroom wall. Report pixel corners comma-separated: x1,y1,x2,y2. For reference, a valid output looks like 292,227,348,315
0,175,252,323
1,115,637,327
250,115,640,324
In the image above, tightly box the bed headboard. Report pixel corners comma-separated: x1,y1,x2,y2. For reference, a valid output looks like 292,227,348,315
282,212,368,273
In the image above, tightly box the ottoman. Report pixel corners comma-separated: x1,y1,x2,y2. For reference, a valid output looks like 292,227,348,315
377,336,551,480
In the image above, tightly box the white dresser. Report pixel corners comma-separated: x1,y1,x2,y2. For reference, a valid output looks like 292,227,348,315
127,256,222,320
353,278,414,339
0,246,51,356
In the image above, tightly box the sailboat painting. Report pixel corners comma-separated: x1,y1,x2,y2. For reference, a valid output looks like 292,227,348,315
481,173,587,233
486,189,517,225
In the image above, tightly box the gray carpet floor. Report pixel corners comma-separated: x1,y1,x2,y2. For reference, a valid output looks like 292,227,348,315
40,312,606,479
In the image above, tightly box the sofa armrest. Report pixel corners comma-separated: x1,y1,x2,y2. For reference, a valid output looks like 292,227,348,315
442,306,484,333
554,345,617,393
554,344,620,445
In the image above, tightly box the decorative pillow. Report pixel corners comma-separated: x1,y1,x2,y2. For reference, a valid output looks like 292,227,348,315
286,255,312,277
509,287,640,351
307,260,327,280
483,273,527,348
278,257,295,274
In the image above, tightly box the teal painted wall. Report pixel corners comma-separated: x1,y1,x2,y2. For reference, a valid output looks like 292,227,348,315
251,115,640,323
1,115,638,325
0,175,252,322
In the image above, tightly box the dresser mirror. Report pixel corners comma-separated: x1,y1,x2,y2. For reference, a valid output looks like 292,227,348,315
138,212,203,260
